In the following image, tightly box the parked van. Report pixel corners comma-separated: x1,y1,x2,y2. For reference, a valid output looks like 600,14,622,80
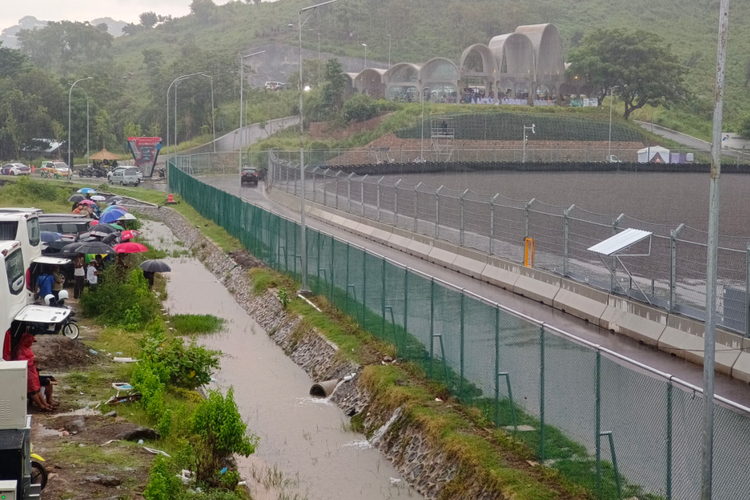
38,216,91,236
0,210,68,303
109,167,140,186
0,241,27,335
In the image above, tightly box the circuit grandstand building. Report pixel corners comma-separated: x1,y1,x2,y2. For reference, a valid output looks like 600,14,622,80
345,23,588,105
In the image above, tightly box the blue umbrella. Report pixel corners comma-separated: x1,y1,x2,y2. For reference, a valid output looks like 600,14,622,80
102,205,127,214
77,187,97,194
100,209,127,224
41,231,62,242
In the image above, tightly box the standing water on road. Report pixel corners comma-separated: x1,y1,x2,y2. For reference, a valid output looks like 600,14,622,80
140,221,420,500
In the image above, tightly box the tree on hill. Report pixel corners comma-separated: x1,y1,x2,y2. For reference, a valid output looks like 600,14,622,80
567,29,687,119
321,59,347,113
0,42,30,79
140,12,159,29
190,0,218,25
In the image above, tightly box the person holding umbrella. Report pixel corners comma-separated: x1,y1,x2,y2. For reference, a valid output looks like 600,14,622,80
140,260,171,289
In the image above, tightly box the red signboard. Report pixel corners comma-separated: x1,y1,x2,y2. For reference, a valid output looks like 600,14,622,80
127,137,162,169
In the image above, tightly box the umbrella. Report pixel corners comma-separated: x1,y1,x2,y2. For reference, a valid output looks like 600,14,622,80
79,199,95,205
75,242,115,255
61,242,86,254
140,260,171,273
41,231,62,243
91,195,106,201
77,188,97,194
68,194,86,202
92,223,119,234
116,213,137,221
90,220,99,226
110,224,124,230
100,209,127,224
103,205,128,213
114,242,148,254
120,230,141,241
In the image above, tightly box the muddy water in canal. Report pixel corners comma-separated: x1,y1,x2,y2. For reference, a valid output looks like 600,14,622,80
142,222,420,500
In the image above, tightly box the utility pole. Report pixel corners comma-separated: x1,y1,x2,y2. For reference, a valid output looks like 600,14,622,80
522,124,535,163
702,0,730,498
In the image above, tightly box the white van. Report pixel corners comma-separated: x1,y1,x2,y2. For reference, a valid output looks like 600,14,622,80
0,241,28,336
109,167,140,186
0,210,68,303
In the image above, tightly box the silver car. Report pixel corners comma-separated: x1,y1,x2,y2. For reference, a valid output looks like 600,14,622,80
1,162,31,175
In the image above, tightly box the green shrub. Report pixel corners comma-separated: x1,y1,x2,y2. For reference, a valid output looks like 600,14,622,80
343,93,379,122
81,267,161,330
171,314,224,335
144,456,183,500
191,388,258,487
0,176,69,204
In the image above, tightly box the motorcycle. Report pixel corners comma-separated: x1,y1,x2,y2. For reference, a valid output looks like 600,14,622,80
31,445,48,490
43,291,80,340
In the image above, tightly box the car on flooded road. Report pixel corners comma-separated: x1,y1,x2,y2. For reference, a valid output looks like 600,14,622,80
241,167,259,186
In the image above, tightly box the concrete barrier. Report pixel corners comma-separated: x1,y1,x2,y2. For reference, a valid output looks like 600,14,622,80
599,299,667,346
552,279,609,326
480,263,519,289
354,223,375,237
451,255,487,279
512,267,561,306
406,239,433,259
387,233,412,251
370,228,393,244
427,247,458,268
657,317,742,376
732,339,750,383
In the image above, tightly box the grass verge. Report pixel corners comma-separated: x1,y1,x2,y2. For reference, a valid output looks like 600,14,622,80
170,314,224,335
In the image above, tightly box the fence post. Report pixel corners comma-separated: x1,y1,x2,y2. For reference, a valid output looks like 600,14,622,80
563,204,575,277
362,248,367,327
746,244,750,336
403,269,409,358
595,349,602,499
345,243,350,314
459,291,465,400
323,169,329,207
293,163,298,197
348,173,354,213
311,167,317,204
429,278,435,378
669,224,685,313
436,186,443,240
381,258,386,338
377,176,384,222
611,214,624,293
539,326,546,462
414,183,421,233
460,189,469,246
489,193,499,255
394,180,402,227
361,175,368,216
335,171,342,210
267,152,273,189
667,377,673,500
524,198,536,239
285,161,290,190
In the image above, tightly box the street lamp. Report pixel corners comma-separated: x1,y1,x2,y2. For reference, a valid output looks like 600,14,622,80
522,124,535,163
195,73,216,153
68,77,92,169
298,0,337,294
388,35,392,69
362,43,367,70
608,88,613,162
239,50,266,193
166,72,204,153
73,87,90,165
420,86,429,162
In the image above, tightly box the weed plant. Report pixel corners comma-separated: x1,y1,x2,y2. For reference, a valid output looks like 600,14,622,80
171,314,224,335
81,267,161,330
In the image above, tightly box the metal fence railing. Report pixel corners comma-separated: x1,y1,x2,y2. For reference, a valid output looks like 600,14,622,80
262,154,750,338
169,159,750,500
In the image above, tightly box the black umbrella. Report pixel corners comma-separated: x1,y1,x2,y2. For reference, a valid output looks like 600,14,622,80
101,233,119,245
90,223,119,234
140,260,172,273
68,194,86,202
61,242,86,254
75,242,115,255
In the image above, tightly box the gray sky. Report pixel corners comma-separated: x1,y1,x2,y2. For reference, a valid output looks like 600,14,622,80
0,0,236,34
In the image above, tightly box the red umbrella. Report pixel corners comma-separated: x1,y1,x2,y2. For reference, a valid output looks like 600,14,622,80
114,242,148,254
90,220,99,226
120,230,141,241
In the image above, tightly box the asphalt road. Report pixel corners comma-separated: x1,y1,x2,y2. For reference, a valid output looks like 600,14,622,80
200,174,750,408
636,120,750,162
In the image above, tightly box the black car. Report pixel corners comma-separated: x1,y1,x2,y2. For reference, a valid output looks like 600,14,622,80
241,168,259,186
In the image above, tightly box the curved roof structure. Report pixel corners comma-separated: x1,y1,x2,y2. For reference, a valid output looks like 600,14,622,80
515,24,564,84
384,63,422,84
459,44,498,77
488,33,535,78
421,57,459,83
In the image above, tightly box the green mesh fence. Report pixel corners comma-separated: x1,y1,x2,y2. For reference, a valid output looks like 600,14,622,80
169,161,750,500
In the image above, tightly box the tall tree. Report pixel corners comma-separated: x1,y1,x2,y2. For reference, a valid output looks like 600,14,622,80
140,12,159,29
567,29,687,119
190,0,218,25
321,59,346,113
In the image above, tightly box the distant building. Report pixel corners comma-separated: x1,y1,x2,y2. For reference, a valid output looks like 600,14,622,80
21,139,64,159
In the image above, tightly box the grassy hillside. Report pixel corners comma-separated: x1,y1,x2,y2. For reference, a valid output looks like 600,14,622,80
100,0,750,143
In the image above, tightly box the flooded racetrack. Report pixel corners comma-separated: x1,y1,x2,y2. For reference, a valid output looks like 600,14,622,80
142,222,420,500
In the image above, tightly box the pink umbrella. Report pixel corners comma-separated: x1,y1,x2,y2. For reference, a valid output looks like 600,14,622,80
120,230,141,241
79,199,95,205
114,242,148,254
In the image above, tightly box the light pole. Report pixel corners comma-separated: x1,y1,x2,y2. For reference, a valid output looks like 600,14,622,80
522,124,535,163
166,72,203,154
298,0,337,294
195,73,216,153
702,0,730,498
387,34,391,68
362,43,368,70
68,77,92,168
239,50,266,192
608,88,613,161
420,86,428,162
74,87,90,165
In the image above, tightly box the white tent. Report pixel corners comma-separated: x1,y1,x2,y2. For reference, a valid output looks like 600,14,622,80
638,146,671,164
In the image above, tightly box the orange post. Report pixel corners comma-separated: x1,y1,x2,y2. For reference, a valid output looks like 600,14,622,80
524,237,535,267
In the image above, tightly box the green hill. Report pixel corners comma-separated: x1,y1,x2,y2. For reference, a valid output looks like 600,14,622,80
11,0,750,150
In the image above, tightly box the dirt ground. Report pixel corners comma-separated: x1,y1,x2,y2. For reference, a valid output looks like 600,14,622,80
27,316,155,500
308,114,388,141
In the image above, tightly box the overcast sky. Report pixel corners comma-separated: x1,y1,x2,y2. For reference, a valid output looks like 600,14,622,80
0,0,236,34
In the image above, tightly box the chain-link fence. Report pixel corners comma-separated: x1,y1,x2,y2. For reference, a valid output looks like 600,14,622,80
170,160,750,500
266,154,750,337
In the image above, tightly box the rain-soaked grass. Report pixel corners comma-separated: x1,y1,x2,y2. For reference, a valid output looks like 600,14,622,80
170,314,224,335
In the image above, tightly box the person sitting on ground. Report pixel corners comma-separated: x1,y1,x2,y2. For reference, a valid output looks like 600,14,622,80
14,332,56,411
52,266,65,299
86,260,99,291
36,270,54,302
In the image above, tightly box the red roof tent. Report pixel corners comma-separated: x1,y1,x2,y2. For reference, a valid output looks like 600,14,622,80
126,137,162,177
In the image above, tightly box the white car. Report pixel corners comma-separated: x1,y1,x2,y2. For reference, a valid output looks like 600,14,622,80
606,155,623,163
1,162,31,175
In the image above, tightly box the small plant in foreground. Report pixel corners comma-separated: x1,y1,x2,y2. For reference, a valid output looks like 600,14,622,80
278,288,290,309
